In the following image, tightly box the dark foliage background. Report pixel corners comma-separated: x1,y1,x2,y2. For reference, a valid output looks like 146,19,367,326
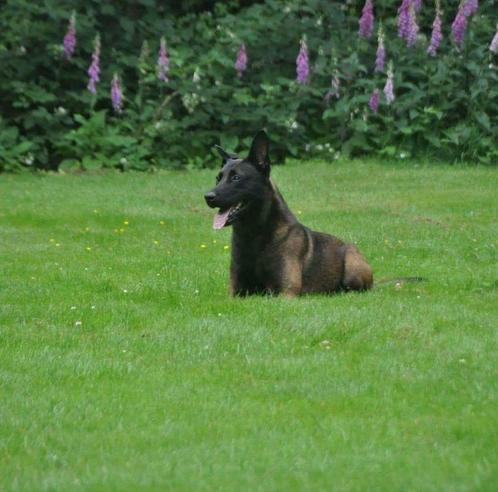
0,0,497,171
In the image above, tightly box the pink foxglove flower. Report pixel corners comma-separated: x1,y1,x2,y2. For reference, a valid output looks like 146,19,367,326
406,4,419,47
412,0,423,11
427,4,442,56
398,0,411,40
63,12,76,59
235,43,247,77
296,38,309,85
111,74,123,113
157,37,169,82
87,34,100,94
490,27,498,54
462,0,478,17
359,0,375,39
369,89,380,113
451,5,468,48
375,27,385,72
384,63,395,105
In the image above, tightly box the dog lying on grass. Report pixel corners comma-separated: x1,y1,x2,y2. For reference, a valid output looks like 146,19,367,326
204,131,373,297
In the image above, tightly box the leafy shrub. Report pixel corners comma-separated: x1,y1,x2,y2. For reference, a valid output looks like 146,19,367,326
0,0,497,171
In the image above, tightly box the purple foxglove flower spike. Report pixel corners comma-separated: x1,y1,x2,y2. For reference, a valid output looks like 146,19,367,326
87,34,101,94
384,62,395,105
235,43,247,77
462,0,478,17
490,27,498,54
296,38,309,85
451,5,467,48
375,27,385,72
63,11,76,59
157,37,169,82
398,0,411,40
359,0,375,39
369,88,380,113
111,73,123,113
406,4,419,47
427,3,442,56
412,0,423,11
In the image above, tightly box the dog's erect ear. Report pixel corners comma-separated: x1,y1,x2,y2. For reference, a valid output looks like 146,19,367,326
247,130,270,174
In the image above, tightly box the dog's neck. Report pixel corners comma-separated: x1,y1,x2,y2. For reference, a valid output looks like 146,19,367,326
232,180,297,244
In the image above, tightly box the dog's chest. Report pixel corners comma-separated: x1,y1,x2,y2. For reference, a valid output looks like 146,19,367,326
232,238,284,286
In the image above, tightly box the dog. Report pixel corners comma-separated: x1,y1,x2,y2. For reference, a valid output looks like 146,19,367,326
204,131,373,297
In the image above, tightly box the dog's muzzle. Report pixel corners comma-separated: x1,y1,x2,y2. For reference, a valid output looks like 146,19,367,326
204,191,217,208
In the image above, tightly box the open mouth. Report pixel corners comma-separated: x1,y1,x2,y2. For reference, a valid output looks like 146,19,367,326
213,203,244,230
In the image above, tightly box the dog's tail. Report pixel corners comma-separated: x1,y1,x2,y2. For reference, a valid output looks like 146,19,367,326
374,276,426,288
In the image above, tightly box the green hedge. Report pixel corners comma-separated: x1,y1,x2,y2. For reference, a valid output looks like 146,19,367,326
0,0,497,171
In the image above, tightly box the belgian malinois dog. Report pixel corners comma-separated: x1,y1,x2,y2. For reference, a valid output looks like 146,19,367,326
204,131,373,297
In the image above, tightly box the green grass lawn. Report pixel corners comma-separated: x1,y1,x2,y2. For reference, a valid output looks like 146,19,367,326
1,160,497,491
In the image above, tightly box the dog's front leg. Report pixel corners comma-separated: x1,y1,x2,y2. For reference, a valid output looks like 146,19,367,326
280,259,302,298
229,268,255,297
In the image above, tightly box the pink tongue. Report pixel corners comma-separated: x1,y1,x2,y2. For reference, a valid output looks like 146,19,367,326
213,209,231,230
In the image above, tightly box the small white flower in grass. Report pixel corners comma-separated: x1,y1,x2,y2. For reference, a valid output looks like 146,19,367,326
459,358,466,364
70,306,76,310
75,321,82,327
123,289,128,293
91,305,96,309
194,289,199,295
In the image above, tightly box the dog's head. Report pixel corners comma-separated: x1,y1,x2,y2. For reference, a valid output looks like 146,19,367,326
204,131,271,229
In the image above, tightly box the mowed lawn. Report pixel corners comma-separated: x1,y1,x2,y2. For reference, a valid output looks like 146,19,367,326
1,160,497,492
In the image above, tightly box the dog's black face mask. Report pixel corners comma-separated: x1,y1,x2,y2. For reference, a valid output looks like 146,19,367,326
204,131,271,229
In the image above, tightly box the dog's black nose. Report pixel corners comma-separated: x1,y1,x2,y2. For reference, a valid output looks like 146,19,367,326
204,191,217,206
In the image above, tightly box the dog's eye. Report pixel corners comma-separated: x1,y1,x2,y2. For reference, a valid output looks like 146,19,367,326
231,174,241,182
